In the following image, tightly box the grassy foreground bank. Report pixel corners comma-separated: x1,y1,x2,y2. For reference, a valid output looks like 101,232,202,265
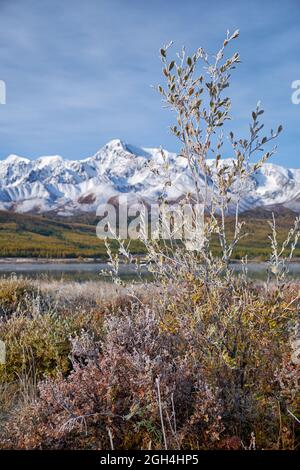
0,275,299,449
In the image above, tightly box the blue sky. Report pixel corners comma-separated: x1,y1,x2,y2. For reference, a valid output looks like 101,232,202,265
0,0,299,166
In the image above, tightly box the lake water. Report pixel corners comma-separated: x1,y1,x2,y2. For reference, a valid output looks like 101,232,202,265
0,262,144,282
0,261,300,282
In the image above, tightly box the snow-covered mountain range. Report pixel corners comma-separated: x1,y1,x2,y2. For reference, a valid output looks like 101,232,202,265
0,139,299,216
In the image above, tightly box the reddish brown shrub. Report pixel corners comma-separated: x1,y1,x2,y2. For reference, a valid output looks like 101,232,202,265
2,307,224,450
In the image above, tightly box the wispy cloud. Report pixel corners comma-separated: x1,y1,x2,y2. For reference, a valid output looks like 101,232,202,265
0,0,299,166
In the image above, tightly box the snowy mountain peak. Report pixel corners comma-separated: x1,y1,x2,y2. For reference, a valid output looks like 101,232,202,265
104,138,127,150
3,154,30,165
0,141,299,215
36,155,64,168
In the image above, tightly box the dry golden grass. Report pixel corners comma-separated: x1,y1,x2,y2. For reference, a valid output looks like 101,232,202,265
0,275,298,450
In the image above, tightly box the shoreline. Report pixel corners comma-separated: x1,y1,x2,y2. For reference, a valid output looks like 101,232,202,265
1,257,300,265
0,257,104,264
0,257,300,265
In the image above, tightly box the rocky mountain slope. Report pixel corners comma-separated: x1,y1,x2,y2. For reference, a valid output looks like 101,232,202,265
0,139,299,216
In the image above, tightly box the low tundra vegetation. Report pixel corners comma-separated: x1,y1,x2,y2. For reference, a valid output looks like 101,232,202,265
0,275,299,450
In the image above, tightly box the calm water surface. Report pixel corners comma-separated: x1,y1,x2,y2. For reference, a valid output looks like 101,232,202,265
0,262,300,282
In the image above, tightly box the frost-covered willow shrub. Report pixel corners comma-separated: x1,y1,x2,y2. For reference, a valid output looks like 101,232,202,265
101,31,300,447
105,30,297,288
